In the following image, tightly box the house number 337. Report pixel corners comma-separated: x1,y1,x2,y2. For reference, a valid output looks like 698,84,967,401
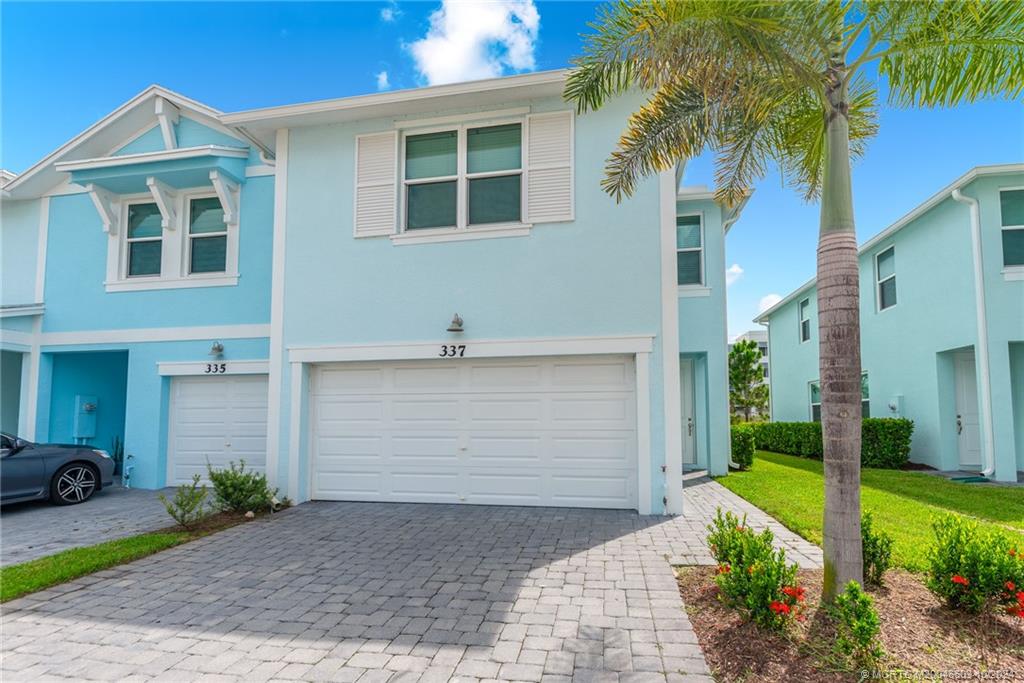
439,345,466,358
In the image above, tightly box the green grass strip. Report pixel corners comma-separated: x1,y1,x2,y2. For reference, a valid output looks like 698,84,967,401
1,532,189,602
715,451,1024,572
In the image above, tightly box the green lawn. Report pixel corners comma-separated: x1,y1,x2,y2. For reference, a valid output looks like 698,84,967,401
1,532,190,602
715,451,1024,572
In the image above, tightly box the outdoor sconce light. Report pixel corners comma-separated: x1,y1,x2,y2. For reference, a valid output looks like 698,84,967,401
446,313,464,333
209,341,225,358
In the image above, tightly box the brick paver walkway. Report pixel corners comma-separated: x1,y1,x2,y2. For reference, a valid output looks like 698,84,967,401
0,486,176,567
1,478,821,682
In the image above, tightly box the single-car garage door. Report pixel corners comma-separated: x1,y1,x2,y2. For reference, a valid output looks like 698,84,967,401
167,375,269,485
310,355,637,509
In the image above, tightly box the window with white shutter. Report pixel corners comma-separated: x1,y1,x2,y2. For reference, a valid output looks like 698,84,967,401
525,111,574,224
354,131,398,237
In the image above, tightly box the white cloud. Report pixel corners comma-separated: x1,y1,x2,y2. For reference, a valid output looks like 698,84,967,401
409,0,540,85
725,263,744,287
380,1,400,22
376,70,391,91
758,293,783,313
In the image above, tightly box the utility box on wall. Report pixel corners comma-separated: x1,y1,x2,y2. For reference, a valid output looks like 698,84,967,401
887,394,904,418
73,395,98,441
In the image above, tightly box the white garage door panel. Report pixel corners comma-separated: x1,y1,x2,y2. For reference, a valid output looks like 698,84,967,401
168,375,269,485
311,355,637,509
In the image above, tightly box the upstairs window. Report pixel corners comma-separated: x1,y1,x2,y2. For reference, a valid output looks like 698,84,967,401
126,202,162,277
403,123,522,231
1000,189,1024,267
810,373,869,422
798,298,811,343
875,246,897,310
676,214,703,286
188,197,228,274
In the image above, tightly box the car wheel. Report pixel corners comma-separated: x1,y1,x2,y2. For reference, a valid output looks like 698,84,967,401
50,463,98,505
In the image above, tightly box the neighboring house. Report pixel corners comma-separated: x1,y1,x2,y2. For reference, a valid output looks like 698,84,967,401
0,71,741,514
756,165,1024,483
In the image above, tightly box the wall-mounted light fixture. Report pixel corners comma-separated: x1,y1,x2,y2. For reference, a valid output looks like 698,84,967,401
209,341,225,358
446,313,464,333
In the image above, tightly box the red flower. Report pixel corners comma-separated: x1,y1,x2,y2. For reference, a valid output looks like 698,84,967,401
1008,605,1024,619
1017,591,1024,603
1007,581,1017,592
748,566,755,575
769,600,791,615
782,586,806,602
951,575,970,586
717,564,731,574
1010,548,1017,557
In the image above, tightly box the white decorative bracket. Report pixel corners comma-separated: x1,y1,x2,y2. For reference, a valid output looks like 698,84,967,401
145,177,178,229
155,97,180,150
209,171,239,227
85,184,120,234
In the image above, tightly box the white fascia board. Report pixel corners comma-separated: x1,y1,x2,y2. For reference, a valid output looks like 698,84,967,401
753,163,1024,324
221,70,568,128
55,145,249,173
0,304,45,318
287,334,654,364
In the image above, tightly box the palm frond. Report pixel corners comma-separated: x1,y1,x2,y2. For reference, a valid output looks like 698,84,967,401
870,0,1024,107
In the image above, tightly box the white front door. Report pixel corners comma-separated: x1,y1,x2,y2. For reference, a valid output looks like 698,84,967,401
310,355,638,509
680,359,696,466
954,351,981,469
167,375,269,485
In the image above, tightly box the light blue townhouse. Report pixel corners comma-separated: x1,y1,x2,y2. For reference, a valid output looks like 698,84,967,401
1,71,741,514
756,164,1024,483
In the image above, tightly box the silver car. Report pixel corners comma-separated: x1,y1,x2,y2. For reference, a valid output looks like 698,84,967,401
0,433,116,505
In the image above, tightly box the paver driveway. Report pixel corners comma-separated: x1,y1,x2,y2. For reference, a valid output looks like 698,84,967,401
1,479,820,682
0,486,175,567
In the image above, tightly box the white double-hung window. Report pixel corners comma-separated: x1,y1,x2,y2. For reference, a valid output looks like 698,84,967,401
403,123,523,231
1001,188,1024,274
798,298,811,343
187,196,229,274
125,202,163,277
353,110,574,242
875,246,897,311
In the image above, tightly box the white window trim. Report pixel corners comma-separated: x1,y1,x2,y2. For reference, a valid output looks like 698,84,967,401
395,118,531,243
105,187,240,292
809,373,869,421
186,193,232,277
999,186,1024,275
875,245,897,312
675,212,705,292
798,298,811,343
123,200,164,279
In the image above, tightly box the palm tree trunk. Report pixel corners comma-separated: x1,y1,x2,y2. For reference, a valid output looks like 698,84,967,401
818,72,864,601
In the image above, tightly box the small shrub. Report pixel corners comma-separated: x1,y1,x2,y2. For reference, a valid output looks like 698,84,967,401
207,460,277,513
927,514,1024,613
706,509,804,630
730,425,755,470
747,418,913,468
159,475,209,530
830,581,883,668
861,512,893,586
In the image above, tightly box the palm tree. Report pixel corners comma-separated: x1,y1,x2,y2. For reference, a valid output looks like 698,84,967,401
565,0,1024,599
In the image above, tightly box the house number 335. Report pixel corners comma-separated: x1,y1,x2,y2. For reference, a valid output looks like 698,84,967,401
439,345,466,358
204,363,227,374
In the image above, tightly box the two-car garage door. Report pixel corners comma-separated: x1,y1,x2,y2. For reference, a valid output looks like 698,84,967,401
310,355,638,509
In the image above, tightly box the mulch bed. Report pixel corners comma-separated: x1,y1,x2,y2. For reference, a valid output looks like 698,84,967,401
155,509,267,535
675,566,1024,682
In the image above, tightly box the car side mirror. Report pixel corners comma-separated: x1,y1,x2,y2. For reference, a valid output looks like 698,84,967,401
10,439,28,454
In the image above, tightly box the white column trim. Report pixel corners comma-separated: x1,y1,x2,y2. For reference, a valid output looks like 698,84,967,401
635,351,652,515
265,128,289,491
660,169,683,515
34,197,50,304
287,362,302,502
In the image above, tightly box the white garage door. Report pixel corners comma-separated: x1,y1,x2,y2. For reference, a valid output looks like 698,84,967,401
167,375,269,485
311,355,637,509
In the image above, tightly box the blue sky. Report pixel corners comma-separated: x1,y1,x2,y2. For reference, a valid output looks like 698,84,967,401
3,1,1022,336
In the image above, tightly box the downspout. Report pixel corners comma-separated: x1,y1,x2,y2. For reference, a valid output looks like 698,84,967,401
951,189,996,477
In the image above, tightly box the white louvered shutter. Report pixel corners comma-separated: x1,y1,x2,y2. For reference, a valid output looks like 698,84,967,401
526,111,574,224
354,131,398,237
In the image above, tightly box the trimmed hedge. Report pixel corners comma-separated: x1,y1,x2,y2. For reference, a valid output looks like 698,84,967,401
749,418,913,469
730,425,755,470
